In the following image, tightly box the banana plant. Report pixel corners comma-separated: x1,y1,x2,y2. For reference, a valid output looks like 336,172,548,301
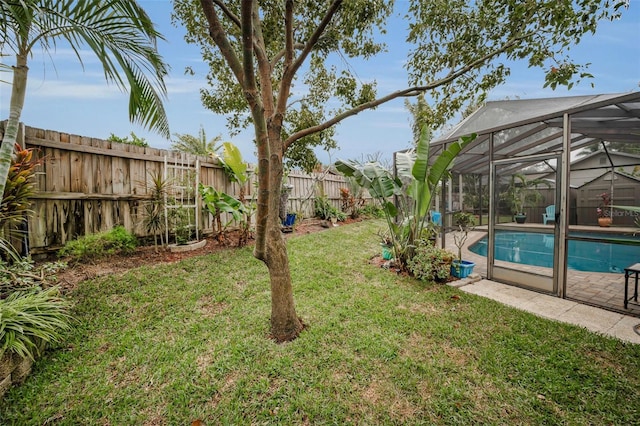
336,126,475,267
200,185,244,229
215,142,255,245
200,184,255,246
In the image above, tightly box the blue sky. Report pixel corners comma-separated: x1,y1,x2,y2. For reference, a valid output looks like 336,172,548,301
1,1,639,165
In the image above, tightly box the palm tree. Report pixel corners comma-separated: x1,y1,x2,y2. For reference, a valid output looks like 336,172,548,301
0,0,170,199
171,126,223,157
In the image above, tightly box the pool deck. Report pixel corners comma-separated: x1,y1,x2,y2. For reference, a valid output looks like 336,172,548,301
444,228,640,345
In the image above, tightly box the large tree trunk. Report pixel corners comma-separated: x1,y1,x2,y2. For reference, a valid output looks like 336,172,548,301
264,220,303,342
249,105,303,342
255,150,303,343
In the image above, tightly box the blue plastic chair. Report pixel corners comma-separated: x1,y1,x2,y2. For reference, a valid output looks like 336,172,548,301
430,211,442,226
542,205,555,225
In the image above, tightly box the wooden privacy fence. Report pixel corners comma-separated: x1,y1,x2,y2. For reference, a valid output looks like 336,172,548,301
1,123,361,254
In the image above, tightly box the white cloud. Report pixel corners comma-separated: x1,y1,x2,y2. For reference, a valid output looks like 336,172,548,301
27,80,124,99
166,76,205,95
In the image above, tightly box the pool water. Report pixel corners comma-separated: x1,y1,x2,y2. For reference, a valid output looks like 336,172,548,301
469,231,640,274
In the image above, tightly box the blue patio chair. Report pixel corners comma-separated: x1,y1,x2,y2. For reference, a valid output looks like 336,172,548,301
542,205,555,225
430,211,442,226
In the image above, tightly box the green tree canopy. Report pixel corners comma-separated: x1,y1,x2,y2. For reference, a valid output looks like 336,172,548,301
171,126,223,156
175,1,627,157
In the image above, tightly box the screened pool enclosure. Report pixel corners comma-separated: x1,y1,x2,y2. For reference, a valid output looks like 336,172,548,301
425,92,640,316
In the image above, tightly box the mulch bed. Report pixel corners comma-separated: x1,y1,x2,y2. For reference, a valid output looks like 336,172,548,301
53,218,362,292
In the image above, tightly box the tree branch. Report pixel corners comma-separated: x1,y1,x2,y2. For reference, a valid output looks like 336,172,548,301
212,0,241,28
239,0,269,260
284,34,525,149
250,2,275,118
271,0,296,131
284,0,295,66
276,0,343,124
199,0,245,86
270,42,305,69
211,0,271,75
289,0,343,75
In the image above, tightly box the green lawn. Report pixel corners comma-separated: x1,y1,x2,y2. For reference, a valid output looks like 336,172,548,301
1,220,639,425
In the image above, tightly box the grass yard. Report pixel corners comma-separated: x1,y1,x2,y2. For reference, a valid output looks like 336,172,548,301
1,220,639,424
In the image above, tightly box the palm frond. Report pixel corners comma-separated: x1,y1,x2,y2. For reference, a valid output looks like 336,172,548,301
5,0,170,138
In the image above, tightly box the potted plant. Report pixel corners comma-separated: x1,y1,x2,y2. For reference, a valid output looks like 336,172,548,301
451,211,476,278
281,171,296,231
280,182,294,227
377,230,394,260
502,173,548,224
597,192,612,227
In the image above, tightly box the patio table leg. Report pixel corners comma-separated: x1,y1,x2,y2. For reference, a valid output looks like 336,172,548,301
625,270,629,309
623,263,640,309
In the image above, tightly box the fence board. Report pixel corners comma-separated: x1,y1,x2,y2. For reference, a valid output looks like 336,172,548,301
46,200,63,247
100,200,114,231
111,143,129,195
84,201,97,236
70,200,84,240
129,145,148,195
29,201,47,248
69,134,84,193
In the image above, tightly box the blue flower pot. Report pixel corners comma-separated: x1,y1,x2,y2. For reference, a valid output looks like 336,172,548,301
451,260,475,278
381,244,393,260
282,213,296,227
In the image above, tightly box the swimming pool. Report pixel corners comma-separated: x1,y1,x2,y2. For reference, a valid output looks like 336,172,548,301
469,231,640,274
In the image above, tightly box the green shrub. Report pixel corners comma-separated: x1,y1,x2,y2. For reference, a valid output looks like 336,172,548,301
0,288,72,360
58,226,137,261
0,257,66,298
106,132,149,147
314,196,346,221
407,240,455,282
360,203,384,218
339,187,365,219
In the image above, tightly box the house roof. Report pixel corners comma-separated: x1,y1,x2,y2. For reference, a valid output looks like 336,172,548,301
534,150,640,186
569,150,640,172
428,92,640,175
578,169,640,188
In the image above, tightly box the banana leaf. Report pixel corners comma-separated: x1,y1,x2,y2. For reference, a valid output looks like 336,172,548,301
334,160,401,199
221,142,248,184
427,133,476,187
611,205,640,213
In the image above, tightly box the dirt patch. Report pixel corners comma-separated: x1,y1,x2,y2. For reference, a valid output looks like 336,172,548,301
53,218,361,292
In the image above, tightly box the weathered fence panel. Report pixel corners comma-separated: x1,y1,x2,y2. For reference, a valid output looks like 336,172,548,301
1,124,359,254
